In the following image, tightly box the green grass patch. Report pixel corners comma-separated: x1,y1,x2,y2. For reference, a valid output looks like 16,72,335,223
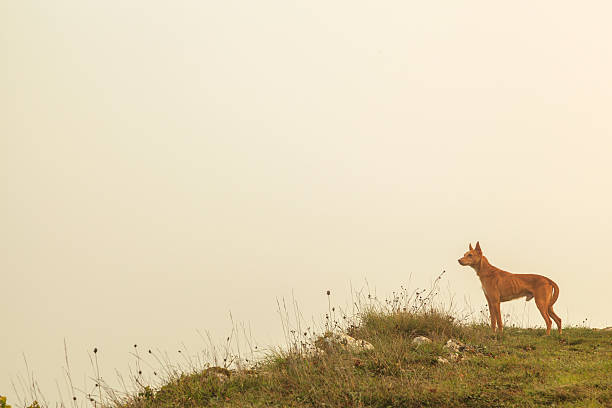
113,309,612,408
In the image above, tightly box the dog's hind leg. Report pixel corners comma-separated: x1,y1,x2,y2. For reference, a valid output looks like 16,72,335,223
535,297,553,335
547,280,561,334
548,306,562,334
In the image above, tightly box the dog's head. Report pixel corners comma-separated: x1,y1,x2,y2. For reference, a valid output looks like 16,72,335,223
458,242,482,266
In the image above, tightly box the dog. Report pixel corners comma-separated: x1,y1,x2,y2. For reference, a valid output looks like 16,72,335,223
458,242,561,335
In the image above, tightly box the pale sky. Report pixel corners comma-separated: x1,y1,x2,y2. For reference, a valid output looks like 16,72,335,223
2,1,612,404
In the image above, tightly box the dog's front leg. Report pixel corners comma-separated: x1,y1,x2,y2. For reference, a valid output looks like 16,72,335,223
486,299,497,332
492,301,503,333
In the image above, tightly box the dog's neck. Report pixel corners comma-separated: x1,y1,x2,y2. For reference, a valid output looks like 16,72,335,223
471,255,496,277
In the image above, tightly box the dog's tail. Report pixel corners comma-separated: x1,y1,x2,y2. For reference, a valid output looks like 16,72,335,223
547,278,560,306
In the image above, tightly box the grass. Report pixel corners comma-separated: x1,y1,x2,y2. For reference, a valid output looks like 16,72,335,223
8,278,612,408
110,309,612,408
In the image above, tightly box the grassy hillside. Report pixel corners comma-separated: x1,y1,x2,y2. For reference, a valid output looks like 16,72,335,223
113,309,612,408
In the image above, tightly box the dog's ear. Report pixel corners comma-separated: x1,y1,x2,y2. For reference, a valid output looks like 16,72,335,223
475,241,481,253
469,243,473,250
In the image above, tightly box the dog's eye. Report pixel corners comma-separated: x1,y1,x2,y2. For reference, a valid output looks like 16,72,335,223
468,254,472,257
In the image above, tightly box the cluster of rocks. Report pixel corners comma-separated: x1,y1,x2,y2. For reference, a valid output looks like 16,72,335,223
308,332,491,366
437,339,465,364
310,332,487,365
411,336,488,364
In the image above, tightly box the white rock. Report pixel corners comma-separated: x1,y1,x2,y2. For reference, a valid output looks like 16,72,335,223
206,367,230,382
317,332,374,352
436,356,449,364
336,333,375,351
412,336,432,345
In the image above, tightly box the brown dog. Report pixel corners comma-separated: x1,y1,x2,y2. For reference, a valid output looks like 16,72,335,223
458,242,561,335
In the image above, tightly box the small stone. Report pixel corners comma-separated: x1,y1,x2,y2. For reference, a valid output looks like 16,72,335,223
436,356,449,364
449,352,462,362
314,332,374,353
412,336,432,345
205,367,231,383
444,339,465,352
303,346,326,357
